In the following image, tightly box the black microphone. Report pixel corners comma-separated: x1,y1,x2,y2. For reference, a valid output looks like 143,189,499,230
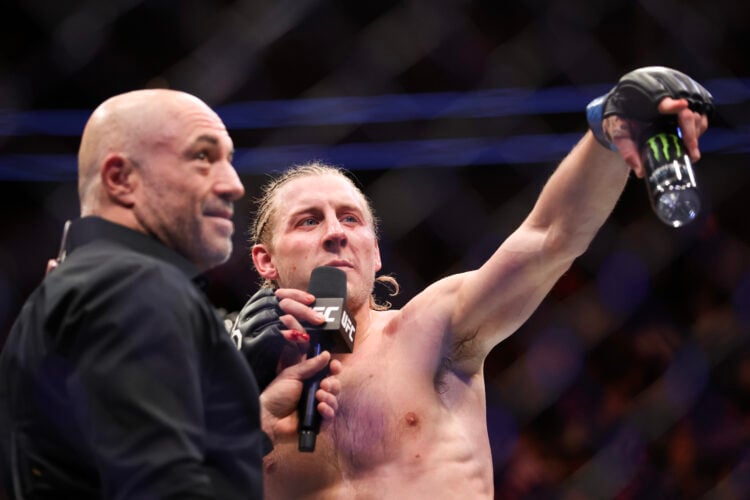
298,266,356,452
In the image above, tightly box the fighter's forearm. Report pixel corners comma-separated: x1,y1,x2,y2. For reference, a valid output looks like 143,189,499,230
523,131,630,261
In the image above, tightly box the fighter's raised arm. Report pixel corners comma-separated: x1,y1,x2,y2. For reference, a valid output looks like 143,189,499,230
430,67,713,374
232,66,714,500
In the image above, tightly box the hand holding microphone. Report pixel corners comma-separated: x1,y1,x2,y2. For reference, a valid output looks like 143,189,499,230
230,266,354,452
230,287,290,391
298,266,356,452
259,350,341,447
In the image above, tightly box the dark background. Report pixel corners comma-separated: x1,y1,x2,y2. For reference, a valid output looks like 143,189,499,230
2,1,749,497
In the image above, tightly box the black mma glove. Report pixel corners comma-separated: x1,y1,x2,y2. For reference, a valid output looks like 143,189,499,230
586,66,714,150
231,287,289,391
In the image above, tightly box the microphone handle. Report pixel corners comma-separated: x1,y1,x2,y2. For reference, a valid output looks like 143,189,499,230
298,339,329,452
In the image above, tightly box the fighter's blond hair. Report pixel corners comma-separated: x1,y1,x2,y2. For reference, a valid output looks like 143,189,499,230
251,161,398,310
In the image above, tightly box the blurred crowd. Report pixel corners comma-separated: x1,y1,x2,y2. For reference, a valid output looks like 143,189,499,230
489,219,750,498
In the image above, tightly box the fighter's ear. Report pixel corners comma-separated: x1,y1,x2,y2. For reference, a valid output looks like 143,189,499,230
374,239,382,273
251,244,279,280
101,154,138,207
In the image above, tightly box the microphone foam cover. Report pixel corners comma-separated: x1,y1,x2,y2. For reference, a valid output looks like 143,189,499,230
307,266,347,299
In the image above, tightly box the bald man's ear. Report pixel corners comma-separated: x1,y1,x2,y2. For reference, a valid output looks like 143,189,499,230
101,154,138,207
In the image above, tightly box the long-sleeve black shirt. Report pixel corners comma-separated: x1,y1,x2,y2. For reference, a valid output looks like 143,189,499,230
0,217,263,499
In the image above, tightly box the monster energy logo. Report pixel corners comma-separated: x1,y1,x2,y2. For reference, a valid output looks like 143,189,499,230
645,133,683,162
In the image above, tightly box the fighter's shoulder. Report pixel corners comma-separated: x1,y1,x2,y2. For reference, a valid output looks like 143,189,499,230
407,271,471,308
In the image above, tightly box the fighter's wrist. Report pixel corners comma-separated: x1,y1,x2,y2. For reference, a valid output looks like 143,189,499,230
586,95,618,152
259,395,279,440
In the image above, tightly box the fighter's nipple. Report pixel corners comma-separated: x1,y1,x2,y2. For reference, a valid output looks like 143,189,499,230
404,411,419,427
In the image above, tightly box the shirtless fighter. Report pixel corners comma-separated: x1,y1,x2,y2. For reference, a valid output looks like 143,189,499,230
233,67,713,498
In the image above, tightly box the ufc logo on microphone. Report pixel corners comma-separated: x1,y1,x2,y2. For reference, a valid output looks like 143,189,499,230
314,305,340,322
311,298,356,352
341,311,355,342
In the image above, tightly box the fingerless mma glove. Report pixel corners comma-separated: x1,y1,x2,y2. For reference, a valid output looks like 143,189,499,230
231,287,288,391
586,66,713,151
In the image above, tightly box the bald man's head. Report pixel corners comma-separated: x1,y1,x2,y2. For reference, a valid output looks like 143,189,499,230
74,88,244,270
77,89,216,215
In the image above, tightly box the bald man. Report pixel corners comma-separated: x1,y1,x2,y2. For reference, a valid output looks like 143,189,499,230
0,89,340,500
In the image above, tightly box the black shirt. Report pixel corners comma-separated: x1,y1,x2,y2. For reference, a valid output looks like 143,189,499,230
0,217,263,499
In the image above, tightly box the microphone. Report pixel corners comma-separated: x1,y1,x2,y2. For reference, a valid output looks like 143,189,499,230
298,266,356,452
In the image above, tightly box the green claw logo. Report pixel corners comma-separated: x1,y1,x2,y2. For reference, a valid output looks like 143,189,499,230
646,133,682,162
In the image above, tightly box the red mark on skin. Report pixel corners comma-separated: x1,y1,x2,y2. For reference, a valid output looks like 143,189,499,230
290,330,309,341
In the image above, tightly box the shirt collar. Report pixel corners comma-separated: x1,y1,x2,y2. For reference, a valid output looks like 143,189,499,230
63,216,203,283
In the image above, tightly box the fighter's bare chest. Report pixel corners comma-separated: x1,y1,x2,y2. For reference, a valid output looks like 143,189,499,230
323,345,441,470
